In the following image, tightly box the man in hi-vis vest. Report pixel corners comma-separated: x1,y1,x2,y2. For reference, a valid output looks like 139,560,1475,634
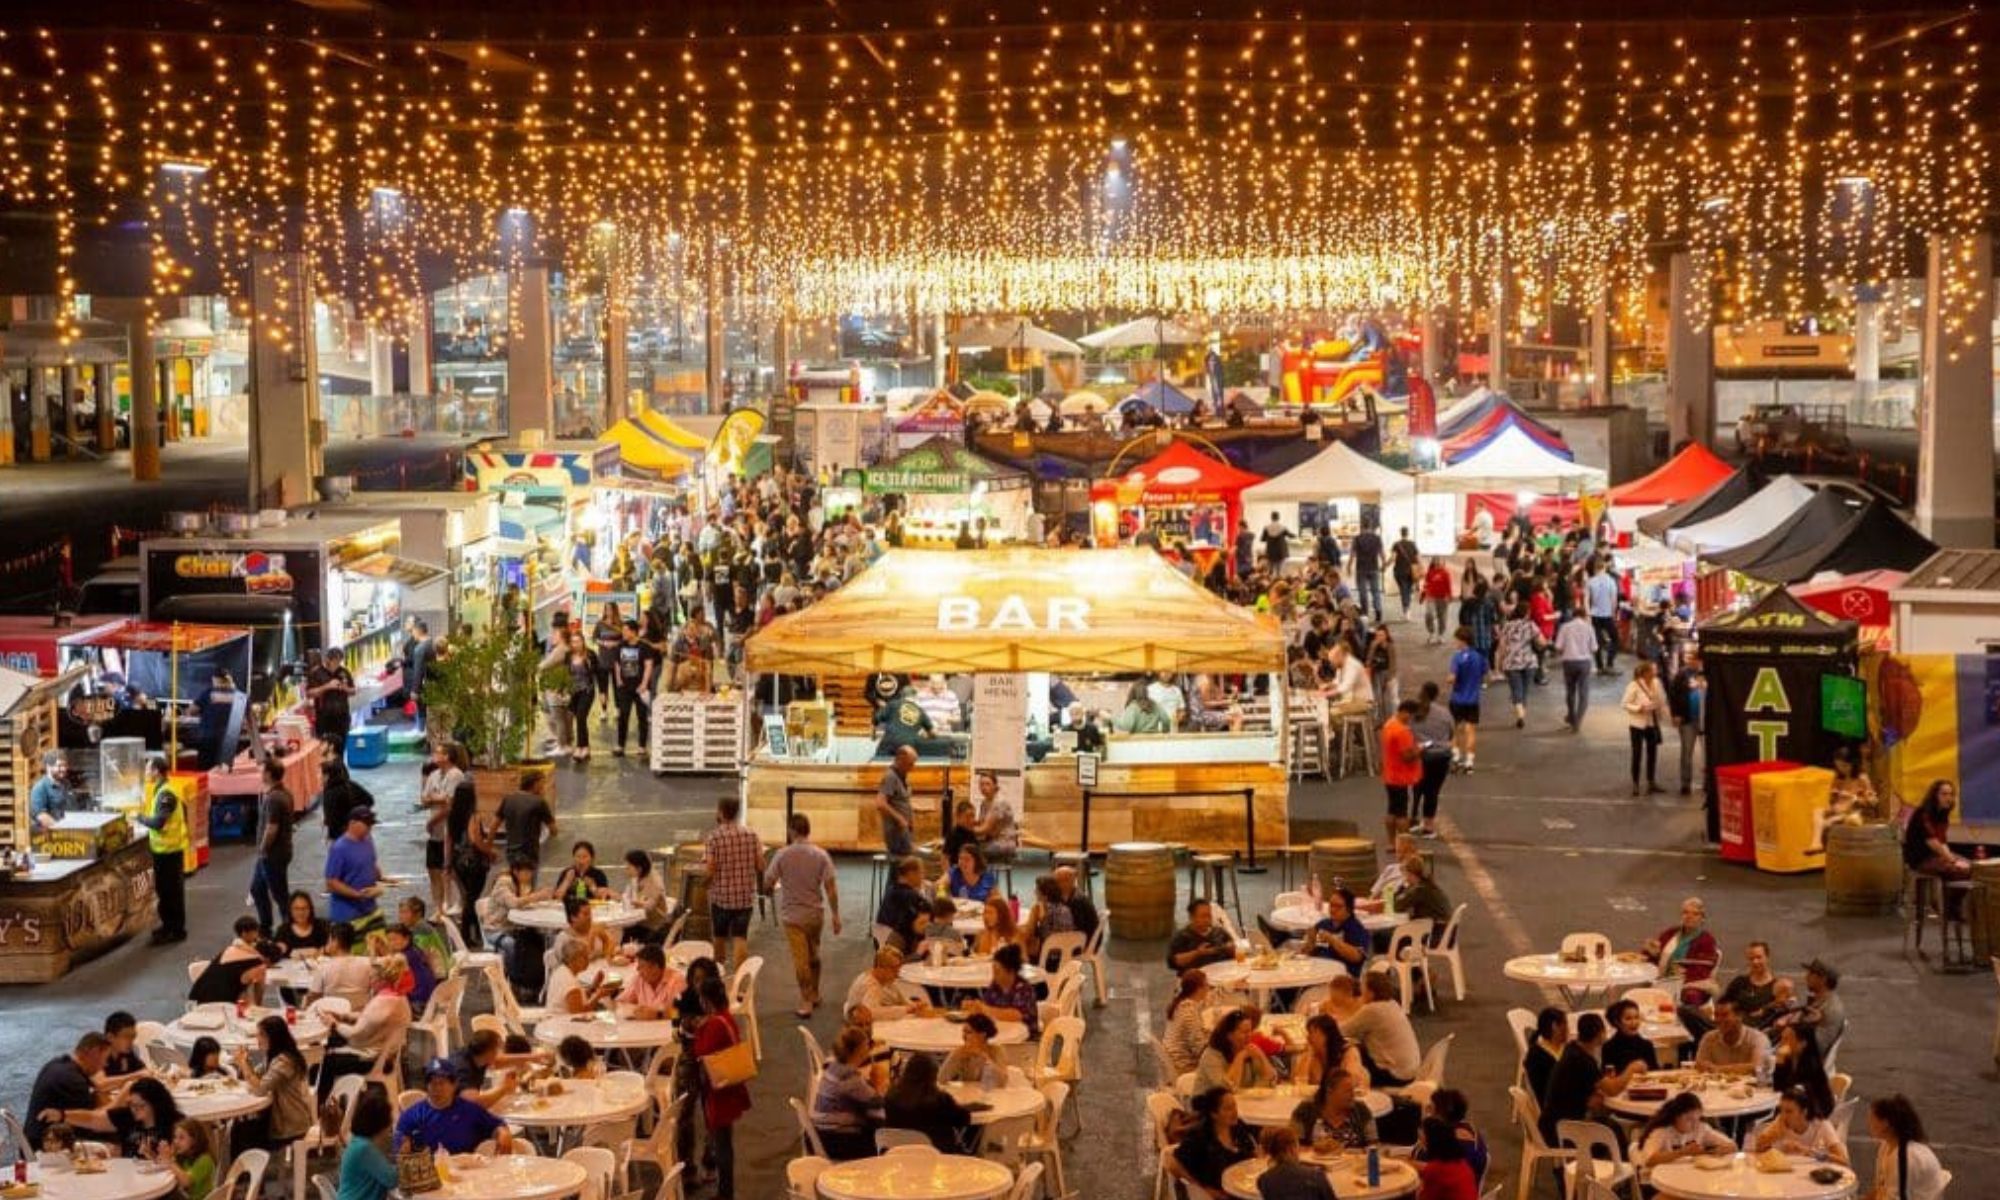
132,754,188,943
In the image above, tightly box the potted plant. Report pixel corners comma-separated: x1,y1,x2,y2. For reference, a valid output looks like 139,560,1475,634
424,620,554,812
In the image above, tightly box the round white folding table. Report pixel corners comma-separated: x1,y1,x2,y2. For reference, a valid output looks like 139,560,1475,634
161,1009,330,1052
1232,1083,1394,1125
170,1080,270,1124
814,1153,1014,1200
508,901,647,932
1219,1154,1419,1200
941,1080,1047,1126
265,959,316,992
873,1017,1030,1056
493,1078,652,1129
1502,954,1658,1009
533,1014,679,1053
432,1154,588,1200
898,959,1045,991
30,1159,178,1200
1201,956,1344,1002
1606,1078,1781,1123
1649,1154,1856,1200
950,900,987,937
1267,904,1403,936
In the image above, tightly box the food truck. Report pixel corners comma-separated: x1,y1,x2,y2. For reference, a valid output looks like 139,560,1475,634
315,490,496,632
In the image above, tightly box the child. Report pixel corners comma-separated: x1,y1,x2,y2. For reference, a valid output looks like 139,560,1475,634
398,897,455,978
187,1037,230,1079
555,1035,602,1080
39,1123,78,1155
917,896,966,959
1766,978,1805,1023
152,1119,216,1200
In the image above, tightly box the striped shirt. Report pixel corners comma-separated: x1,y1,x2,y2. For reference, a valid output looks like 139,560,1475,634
703,821,763,910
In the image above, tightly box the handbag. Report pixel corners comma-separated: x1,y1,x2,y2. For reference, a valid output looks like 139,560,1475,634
699,1025,759,1090
397,1148,443,1194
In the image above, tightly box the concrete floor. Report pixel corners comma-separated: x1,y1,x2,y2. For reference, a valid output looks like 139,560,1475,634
2,625,1992,1199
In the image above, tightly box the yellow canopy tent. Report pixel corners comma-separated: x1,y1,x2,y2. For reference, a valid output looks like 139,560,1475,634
746,547,1284,675
635,409,708,451
597,417,695,476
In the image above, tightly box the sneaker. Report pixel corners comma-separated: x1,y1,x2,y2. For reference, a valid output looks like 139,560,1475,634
612,747,626,758
1414,824,1439,839
1515,716,1525,729
1647,783,1666,795
1631,782,1641,796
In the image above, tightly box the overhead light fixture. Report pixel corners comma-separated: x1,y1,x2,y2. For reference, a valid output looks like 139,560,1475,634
160,160,209,174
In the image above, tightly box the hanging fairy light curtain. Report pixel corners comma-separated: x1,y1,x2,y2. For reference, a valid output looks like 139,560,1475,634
0,13,1987,328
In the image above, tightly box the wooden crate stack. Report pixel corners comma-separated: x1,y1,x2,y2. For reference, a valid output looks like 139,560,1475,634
648,692,748,774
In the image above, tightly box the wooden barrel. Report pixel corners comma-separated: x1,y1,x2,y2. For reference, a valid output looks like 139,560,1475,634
669,842,712,941
1308,837,1378,898
1970,860,2000,961
915,844,945,886
1823,823,1902,916
1105,842,1177,940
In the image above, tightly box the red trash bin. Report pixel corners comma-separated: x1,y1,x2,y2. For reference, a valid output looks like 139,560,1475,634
1714,760,1798,864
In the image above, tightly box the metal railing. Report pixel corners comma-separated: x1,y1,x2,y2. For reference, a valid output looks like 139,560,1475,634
319,393,508,440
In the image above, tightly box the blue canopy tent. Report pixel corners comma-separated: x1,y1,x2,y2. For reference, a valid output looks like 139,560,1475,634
1120,379,1198,415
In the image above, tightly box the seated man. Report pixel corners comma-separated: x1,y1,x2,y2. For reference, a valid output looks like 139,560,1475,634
394,1059,511,1154
1329,972,1422,1087
842,947,926,1021
873,857,931,955
1390,856,1453,944
1165,898,1236,972
1693,997,1772,1078
1538,1013,1643,1146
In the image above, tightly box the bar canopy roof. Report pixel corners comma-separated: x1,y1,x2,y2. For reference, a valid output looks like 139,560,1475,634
746,548,1284,676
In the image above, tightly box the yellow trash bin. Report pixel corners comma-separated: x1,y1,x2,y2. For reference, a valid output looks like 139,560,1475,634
1752,766,1834,874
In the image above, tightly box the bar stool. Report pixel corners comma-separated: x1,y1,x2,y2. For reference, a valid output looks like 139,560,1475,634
1188,851,1244,932
1332,709,1379,779
868,853,892,901
1053,850,1096,903
1906,873,1976,967
1274,844,1313,893
1289,713,1329,782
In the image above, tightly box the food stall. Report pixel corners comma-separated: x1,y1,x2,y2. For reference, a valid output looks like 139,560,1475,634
316,491,501,633
138,515,415,708
795,400,887,476
741,548,1288,853
1089,441,1265,557
1237,441,1416,545
890,390,968,451
867,437,1034,545
465,439,598,621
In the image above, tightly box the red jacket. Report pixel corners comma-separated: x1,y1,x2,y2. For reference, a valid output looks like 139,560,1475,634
1421,567,1454,601
692,1012,751,1129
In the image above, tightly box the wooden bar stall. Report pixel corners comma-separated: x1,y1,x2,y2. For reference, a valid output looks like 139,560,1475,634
741,548,1289,855
0,665,157,982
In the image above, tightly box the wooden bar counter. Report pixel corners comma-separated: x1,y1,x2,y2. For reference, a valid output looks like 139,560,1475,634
0,837,155,983
743,731,1287,855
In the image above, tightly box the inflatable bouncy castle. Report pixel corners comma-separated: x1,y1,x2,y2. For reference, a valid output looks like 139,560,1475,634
1278,319,1417,410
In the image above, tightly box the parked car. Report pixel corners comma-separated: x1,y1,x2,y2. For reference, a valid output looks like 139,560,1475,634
1735,402,1850,454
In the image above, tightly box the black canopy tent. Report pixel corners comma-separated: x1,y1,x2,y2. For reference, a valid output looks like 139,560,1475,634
1636,462,1768,541
1705,487,1860,574
1734,499,1936,585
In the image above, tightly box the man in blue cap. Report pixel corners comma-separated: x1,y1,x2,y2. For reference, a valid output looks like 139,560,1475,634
395,1058,512,1155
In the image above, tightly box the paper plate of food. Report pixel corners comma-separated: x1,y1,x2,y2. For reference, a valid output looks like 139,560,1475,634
1692,1156,1734,1171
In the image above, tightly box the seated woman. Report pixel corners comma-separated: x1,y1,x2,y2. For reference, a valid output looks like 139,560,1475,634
188,916,273,1006
1633,1093,1735,1181
1810,747,1880,851
883,1053,976,1153
1111,680,1172,735
275,892,330,960
1753,1086,1849,1167
552,840,613,902
1297,1015,1364,1090
966,944,1039,1038
1195,1010,1277,1094
1023,874,1075,960
621,850,672,945
1416,1089,1489,1186
972,895,1020,957
1601,999,1660,1075
1186,675,1244,732
946,845,996,903
1166,1088,1256,1200
1771,1024,1836,1119
811,1026,885,1161
1304,888,1369,978
1162,970,1214,1077
1288,1069,1377,1153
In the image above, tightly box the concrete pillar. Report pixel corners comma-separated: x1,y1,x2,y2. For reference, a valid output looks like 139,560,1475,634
405,296,433,396
94,363,114,454
160,352,182,443
60,365,78,458
603,297,629,427
1853,287,1882,383
247,249,324,508
366,324,395,396
703,251,724,411
1587,292,1614,409
506,264,553,437
1666,250,1715,449
1419,310,1444,383
1915,232,1995,549
27,365,49,462
774,314,793,395
932,312,947,389
97,302,162,481
1487,265,1508,398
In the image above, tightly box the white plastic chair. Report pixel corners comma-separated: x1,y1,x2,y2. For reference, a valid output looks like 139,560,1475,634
441,916,504,975
1273,891,1311,910
1081,910,1110,1008
627,1092,683,1180
799,1025,828,1091
1425,903,1469,1002
1557,1120,1639,1200
1828,1097,1860,1147
1016,1080,1068,1199
728,955,765,1061
562,1146,618,1200
1384,1033,1453,1108
1383,918,1436,1013
1037,931,1086,975
650,1162,685,1200
0,1110,27,1160
1830,1071,1852,1102
665,940,713,971
187,960,209,984
1508,1087,1574,1200
289,1073,364,1200
1559,932,1612,962
1505,1008,1538,1086
874,1129,933,1153
214,1148,269,1200
788,1096,828,1158
1146,1091,1182,1200
1142,1033,1178,1089
471,1013,509,1041
1005,1161,1045,1200
397,1089,426,1113
883,1144,938,1158
785,1156,831,1200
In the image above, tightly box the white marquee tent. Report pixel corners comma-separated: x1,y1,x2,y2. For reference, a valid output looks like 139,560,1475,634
1241,441,1418,536
1416,424,1608,494
1666,475,1815,555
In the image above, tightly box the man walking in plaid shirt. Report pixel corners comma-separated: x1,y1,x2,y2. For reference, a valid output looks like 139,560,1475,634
703,795,766,973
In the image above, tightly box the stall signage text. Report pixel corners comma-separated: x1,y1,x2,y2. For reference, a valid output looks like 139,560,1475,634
1745,666,1793,759
937,595,1090,633
174,552,295,594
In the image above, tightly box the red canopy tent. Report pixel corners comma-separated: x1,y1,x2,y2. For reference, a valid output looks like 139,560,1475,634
1091,440,1266,557
1790,569,1904,647
1607,443,1734,506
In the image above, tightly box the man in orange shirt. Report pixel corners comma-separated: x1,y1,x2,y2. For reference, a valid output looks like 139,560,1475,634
1379,700,1426,843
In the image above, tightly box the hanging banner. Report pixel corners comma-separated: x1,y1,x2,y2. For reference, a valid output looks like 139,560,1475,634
970,672,1028,821
1868,652,2000,825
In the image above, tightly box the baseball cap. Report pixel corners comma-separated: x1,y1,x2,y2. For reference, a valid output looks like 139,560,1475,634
1800,957,1840,986
423,1058,458,1082
349,806,378,825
